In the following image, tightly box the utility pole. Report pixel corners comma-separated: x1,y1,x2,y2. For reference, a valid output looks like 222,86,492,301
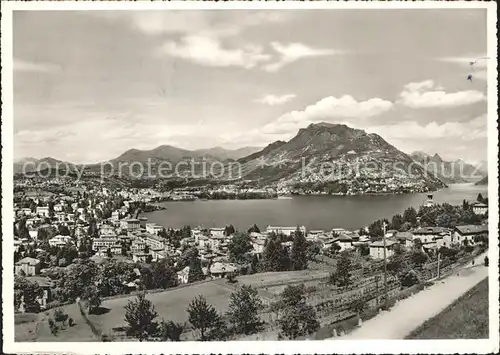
437,250,441,279
382,222,388,310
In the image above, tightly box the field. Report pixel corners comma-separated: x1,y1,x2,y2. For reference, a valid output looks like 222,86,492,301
15,269,328,341
406,278,489,339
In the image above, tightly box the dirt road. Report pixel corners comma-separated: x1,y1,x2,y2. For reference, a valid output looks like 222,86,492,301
338,253,489,339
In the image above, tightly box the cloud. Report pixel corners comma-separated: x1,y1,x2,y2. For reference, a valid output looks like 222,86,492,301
14,59,60,73
263,42,341,72
160,35,271,69
367,114,487,141
255,94,296,106
398,80,486,108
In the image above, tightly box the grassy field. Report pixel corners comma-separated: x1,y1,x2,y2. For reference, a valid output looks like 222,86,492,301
15,269,328,341
406,278,489,339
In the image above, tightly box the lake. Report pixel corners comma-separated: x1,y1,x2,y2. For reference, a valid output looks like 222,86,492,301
143,183,488,231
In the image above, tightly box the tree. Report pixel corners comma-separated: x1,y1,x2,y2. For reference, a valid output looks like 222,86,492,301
226,285,264,335
14,276,43,313
272,284,319,339
124,293,159,341
250,254,259,274
477,193,484,203
411,250,428,267
359,243,370,256
391,214,404,231
59,259,98,302
403,207,418,226
150,258,178,289
247,224,260,234
58,224,71,236
106,247,112,258
83,285,102,314
224,224,236,236
158,320,185,341
87,218,98,238
261,236,290,272
17,218,30,239
188,251,205,283
462,199,470,211
332,252,352,287
228,232,253,264
306,241,321,260
187,295,226,341
349,299,367,320
291,227,308,270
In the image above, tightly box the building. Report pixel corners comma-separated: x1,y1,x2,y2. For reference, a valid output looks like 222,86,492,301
120,218,140,232
177,266,190,284
132,252,150,263
333,234,355,252
144,233,165,250
55,212,66,223
266,225,306,236
15,257,41,276
369,240,397,259
131,238,146,254
111,211,121,221
92,237,120,251
36,206,50,218
471,202,488,216
209,262,238,278
146,223,164,235
252,239,266,255
453,225,488,244
394,231,414,248
209,227,225,238
19,277,52,311
412,227,450,249
48,235,73,247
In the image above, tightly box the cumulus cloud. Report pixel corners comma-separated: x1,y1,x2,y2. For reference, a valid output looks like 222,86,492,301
160,36,271,69
255,94,296,105
398,80,486,108
14,59,60,73
263,42,341,72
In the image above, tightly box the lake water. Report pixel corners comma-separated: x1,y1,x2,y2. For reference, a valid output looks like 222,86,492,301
143,183,488,231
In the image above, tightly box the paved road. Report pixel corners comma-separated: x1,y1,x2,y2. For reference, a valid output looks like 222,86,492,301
338,253,489,339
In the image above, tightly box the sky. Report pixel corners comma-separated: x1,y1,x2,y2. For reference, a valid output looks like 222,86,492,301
13,9,489,164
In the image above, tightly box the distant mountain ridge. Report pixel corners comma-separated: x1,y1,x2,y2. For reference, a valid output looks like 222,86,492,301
409,151,486,184
225,122,445,194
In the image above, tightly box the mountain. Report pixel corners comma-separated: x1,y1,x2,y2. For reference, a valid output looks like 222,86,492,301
475,175,488,185
193,146,262,161
224,122,445,194
410,152,485,184
14,157,76,174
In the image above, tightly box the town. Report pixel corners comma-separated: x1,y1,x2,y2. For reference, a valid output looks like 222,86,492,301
13,177,489,341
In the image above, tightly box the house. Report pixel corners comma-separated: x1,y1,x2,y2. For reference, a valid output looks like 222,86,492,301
333,234,355,252
369,240,397,259
151,249,170,261
48,235,73,247
54,204,64,212
394,231,414,248
306,230,325,241
177,266,190,284
209,262,238,278
20,208,32,216
120,218,140,232
111,211,121,221
55,212,66,223
471,202,488,216
131,238,146,254
266,225,306,236
36,206,50,218
209,227,225,238
143,233,165,250
15,257,41,276
132,252,150,263
146,223,164,235
99,224,116,237
252,239,266,255
412,227,450,249
453,225,488,244
92,237,120,251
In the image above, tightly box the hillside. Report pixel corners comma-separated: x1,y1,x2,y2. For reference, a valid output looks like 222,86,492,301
226,122,445,194
410,152,485,184
475,175,488,185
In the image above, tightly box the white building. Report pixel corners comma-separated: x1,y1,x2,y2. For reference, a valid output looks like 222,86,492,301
471,202,488,216
146,223,163,235
48,235,73,247
36,207,50,218
120,218,140,232
92,237,120,251
209,227,225,238
453,224,488,244
266,225,306,236
369,240,397,259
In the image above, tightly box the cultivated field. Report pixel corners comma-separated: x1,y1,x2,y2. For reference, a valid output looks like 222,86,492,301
407,278,489,339
15,269,328,341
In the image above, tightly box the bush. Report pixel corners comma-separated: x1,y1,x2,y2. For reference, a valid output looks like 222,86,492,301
68,317,75,327
48,318,58,336
53,308,68,323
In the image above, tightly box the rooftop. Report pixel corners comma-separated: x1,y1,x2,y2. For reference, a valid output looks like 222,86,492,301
455,224,488,235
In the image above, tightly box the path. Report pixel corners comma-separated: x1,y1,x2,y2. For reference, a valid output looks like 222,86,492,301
337,253,489,339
